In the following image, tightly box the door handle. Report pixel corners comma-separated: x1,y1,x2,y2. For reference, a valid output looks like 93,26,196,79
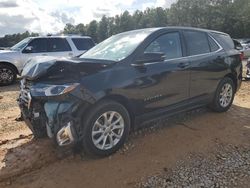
68,53,73,57
178,62,189,68
42,54,48,56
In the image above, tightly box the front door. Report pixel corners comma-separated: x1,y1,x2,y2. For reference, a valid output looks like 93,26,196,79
131,31,190,114
21,38,48,67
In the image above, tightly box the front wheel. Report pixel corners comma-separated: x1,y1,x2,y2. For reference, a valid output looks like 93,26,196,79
81,100,131,157
209,77,235,112
0,64,17,86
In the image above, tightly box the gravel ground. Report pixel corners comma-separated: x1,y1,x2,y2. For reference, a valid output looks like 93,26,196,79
139,143,250,188
0,64,249,188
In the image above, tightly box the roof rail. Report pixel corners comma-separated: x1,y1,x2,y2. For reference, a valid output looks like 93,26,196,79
44,33,91,38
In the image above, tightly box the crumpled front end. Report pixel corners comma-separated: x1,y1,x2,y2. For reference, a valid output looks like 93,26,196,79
18,79,90,146
18,56,110,146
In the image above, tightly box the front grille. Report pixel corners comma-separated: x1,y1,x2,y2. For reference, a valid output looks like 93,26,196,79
20,79,32,107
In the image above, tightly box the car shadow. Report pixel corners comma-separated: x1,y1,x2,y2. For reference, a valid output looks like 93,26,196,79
0,80,20,93
0,104,249,183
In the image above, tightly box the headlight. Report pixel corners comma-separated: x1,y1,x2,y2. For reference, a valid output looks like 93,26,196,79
30,83,79,97
44,83,79,96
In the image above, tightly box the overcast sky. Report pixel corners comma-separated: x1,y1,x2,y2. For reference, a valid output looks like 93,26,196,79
0,0,176,36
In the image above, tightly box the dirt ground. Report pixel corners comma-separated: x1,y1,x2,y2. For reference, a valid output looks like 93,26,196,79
0,65,249,188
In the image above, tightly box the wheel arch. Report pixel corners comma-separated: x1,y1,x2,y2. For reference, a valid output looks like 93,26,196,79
99,94,136,129
224,72,237,92
0,61,19,75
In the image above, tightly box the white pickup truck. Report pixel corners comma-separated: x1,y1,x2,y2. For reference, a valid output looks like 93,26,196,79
0,35,95,86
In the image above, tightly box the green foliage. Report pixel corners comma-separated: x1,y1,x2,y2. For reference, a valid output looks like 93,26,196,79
97,16,109,41
0,31,38,48
1,0,250,46
86,20,98,42
61,0,250,42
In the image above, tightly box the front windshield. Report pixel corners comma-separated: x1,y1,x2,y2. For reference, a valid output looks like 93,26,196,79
80,30,153,61
10,38,31,51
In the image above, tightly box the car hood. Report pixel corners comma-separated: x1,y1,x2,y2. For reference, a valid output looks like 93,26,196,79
0,49,19,56
21,56,114,81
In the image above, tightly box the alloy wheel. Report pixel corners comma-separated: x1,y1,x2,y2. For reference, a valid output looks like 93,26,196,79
0,68,14,84
219,83,233,108
91,111,124,150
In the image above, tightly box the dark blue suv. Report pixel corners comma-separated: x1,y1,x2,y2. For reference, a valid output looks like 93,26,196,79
19,27,242,157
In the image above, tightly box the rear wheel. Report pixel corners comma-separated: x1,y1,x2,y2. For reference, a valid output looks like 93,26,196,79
0,64,17,86
81,100,130,157
209,77,235,112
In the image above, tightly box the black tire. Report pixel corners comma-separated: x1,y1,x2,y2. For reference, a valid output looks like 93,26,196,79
81,100,130,157
209,77,235,112
0,64,17,86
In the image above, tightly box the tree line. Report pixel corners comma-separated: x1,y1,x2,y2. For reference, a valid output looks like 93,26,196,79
0,0,250,47
0,31,38,48
63,0,250,42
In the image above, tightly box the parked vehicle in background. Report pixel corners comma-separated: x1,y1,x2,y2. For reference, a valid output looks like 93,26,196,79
233,39,244,60
0,47,9,50
246,58,250,79
0,35,95,86
239,39,250,58
19,27,242,157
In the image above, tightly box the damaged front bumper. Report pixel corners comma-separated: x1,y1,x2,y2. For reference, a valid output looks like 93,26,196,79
18,95,88,147
19,101,81,146
43,101,80,146
56,122,76,146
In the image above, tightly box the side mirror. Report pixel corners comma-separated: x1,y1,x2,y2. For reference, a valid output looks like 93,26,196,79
23,46,33,53
135,52,165,65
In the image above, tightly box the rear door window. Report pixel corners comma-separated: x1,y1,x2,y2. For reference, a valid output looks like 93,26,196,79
145,32,183,60
184,31,210,56
48,38,71,52
72,38,95,50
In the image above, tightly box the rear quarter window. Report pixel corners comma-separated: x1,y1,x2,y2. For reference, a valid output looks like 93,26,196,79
208,36,220,52
211,33,234,50
72,38,95,51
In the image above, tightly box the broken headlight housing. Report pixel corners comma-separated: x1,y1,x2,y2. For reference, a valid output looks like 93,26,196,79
30,83,79,97
44,84,79,96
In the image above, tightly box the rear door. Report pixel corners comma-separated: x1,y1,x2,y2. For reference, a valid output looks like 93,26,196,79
183,30,224,101
47,38,73,58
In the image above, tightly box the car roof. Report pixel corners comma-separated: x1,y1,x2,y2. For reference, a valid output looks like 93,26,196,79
116,27,229,36
168,26,228,35
29,35,92,39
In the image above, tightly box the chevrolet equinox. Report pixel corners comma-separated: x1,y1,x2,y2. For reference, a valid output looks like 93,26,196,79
18,27,242,157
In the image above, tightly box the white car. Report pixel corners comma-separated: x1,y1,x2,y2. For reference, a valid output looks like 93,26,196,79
238,39,250,58
241,43,250,58
0,35,95,85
